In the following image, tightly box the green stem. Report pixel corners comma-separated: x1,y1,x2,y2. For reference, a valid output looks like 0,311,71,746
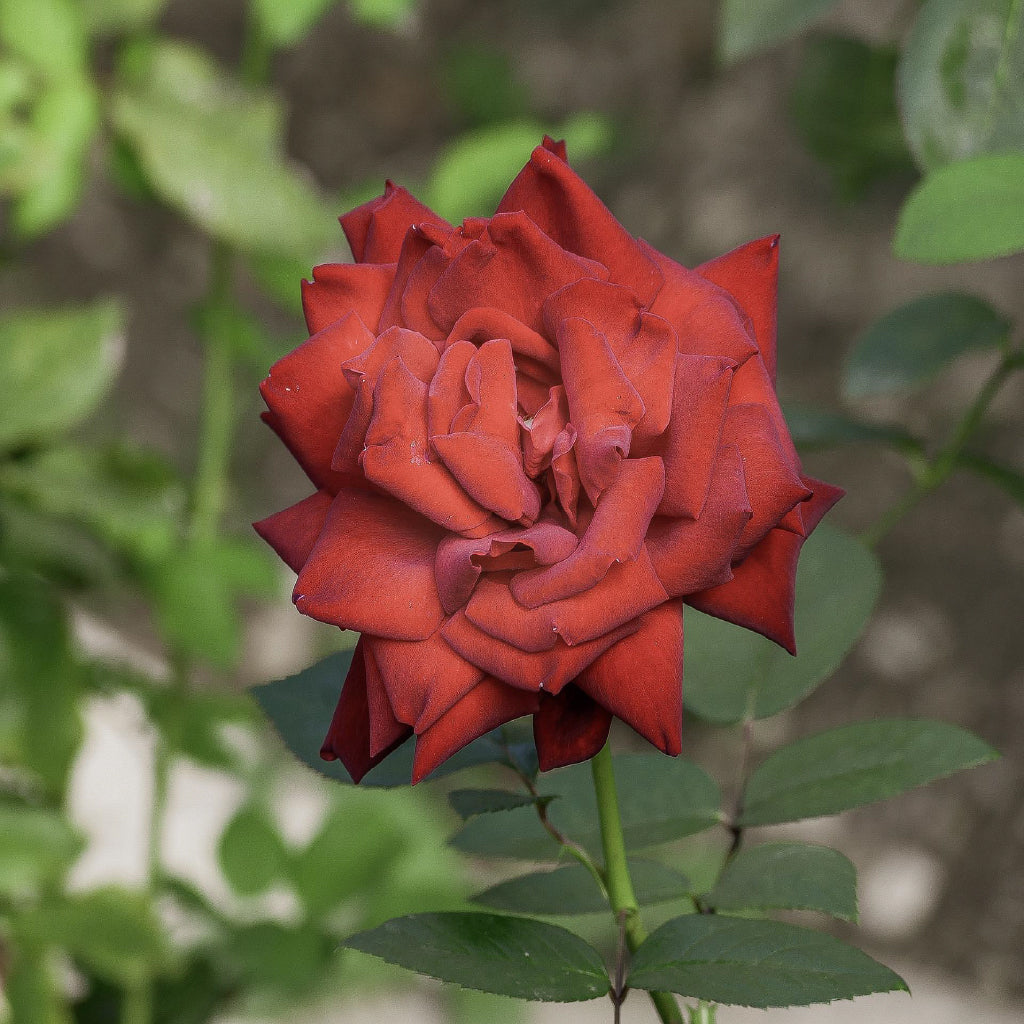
591,744,684,1024
121,982,152,1024
862,349,1023,547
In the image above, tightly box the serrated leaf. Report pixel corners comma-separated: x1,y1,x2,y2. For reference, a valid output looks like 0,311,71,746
344,913,609,1001
684,525,881,725
628,915,907,1007
783,403,922,453
706,843,857,920
719,0,841,62
473,858,691,916
843,292,1010,398
740,718,998,826
894,152,1024,262
452,755,721,860
0,805,84,897
448,789,539,819
899,0,1024,170
0,302,124,453
218,803,288,896
956,451,1024,505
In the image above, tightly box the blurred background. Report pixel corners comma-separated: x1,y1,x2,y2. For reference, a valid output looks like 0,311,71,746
1,0,1023,1021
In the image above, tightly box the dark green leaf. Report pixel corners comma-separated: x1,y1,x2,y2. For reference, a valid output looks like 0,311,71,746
706,843,857,920
0,805,84,897
452,755,721,860
956,451,1024,506
252,0,337,46
344,913,609,1001
628,915,907,1006
684,525,881,725
783,403,922,453
473,859,691,916
218,803,288,896
894,152,1024,262
899,0,1024,170
719,0,840,62
843,292,1010,398
791,35,912,200
230,921,333,995
740,718,998,826
442,46,529,127
0,302,124,452
448,789,539,819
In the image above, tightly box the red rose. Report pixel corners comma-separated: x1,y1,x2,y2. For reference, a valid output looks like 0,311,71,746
255,138,842,784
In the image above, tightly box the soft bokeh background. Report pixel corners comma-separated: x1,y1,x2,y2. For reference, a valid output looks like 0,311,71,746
2,0,1023,1021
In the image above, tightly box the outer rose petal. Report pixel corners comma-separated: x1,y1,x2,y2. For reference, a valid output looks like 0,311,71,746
576,600,684,756
340,180,451,264
253,490,333,574
533,687,612,772
301,263,396,335
412,677,539,783
294,487,446,640
697,235,779,381
320,638,412,784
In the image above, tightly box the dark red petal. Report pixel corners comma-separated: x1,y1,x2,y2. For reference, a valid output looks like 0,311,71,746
441,610,639,693
253,490,333,574
411,677,540,783
686,526,803,654
319,637,412,783
542,135,568,161
512,456,665,607
533,687,612,772
726,356,798,464
445,307,559,376
646,444,752,597
576,600,683,756
294,487,446,640
365,629,486,733
260,313,374,491
697,236,779,381
496,144,662,305
428,211,607,335
301,263,396,335
427,340,475,439
655,355,734,518
340,181,450,264
794,476,845,536
362,640,410,758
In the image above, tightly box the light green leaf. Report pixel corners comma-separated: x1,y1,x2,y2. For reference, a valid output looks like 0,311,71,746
684,525,882,725
448,789,539,819
218,803,288,896
894,151,1024,262
452,755,721,860
344,913,609,1001
0,302,124,453
473,858,691,916
0,0,86,78
899,0,1024,170
843,292,1011,398
252,0,338,47
740,718,999,826
0,805,84,897
783,403,922,453
719,0,841,63
628,916,907,1006
706,843,858,920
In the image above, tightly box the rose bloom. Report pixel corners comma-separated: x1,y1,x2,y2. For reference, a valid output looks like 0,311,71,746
255,138,842,784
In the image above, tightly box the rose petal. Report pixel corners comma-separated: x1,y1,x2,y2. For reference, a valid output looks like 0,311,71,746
575,600,683,756
253,490,333,574
496,143,662,304
445,307,559,376
727,356,799,465
362,640,410,758
551,427,581,527
340,180,450,264
411,677,539,783
533,687,612,772
294,486,446,640
697,235,779,381
522,386,569,477
301,263,396,335
427,340,475,439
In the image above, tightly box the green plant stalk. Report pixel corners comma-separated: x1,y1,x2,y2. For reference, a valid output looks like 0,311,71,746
863,348,1024,547
591,743,683,1024
121,981,152,1024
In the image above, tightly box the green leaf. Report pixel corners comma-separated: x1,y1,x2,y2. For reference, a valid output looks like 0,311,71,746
473,859,691,916
442,46,530,127
448,789,539,819
791,35,912,200
684,525,882,725
347,0,416,28
956,451,1024,505
111,40,336,258
843,292,1011,398
218,803,288,896
252,0,338,47
899,0,1024,170
0,805,84,897
894,151,1024,262
740,718,999,826
783,403,922,453
452,755,721,860
628,915,907,1006
719,0,841,62
705,843,857,920
0,302,124,453
0,0,87,78
344,913,609,1001
229,921,333,995
79,0,167,34
3,944,72,1024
